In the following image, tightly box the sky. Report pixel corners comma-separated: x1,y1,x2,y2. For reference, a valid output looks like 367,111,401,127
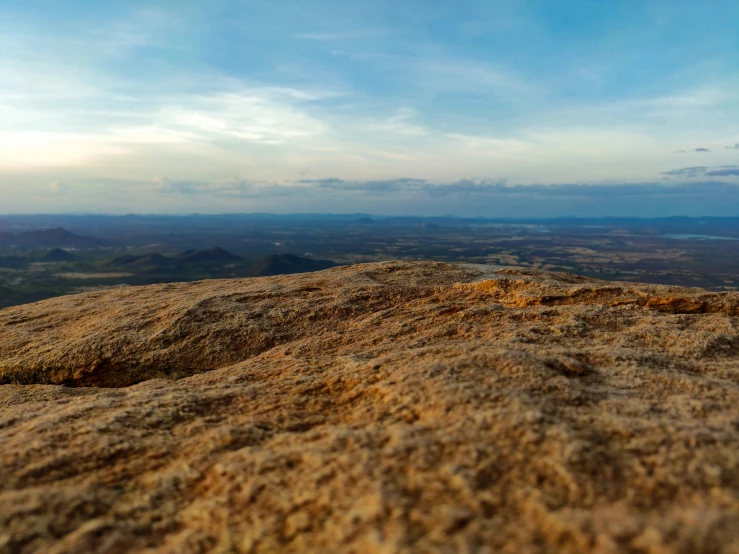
1,0,738,216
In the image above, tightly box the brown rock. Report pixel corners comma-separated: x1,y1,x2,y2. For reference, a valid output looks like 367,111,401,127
0,261,738,553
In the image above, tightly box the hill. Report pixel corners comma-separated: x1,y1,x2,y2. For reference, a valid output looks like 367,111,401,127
41,248,75,262
176,246,241,263
106,248,241,269
106,252,173,268
0,227,103,248
252,253,337,276
0,261,738,552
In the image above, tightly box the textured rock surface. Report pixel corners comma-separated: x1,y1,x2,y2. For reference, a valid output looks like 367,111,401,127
1,261,738,553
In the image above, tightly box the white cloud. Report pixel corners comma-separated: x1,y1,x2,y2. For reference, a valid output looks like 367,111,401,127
0,132,127,167
411,58,539,98
160,91,327,143
153,176,305,198
0,83,334,168
363,109,428,136
445,133,531,153
49,181,67,193
297,29,389,41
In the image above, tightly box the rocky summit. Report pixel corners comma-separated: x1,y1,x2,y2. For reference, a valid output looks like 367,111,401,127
1,261,738,553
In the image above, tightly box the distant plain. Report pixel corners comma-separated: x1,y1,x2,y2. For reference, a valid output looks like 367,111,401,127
2,213,739,309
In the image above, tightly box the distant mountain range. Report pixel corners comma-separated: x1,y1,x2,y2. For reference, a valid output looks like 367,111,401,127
105,249,336,276
252,253,336,276
106,247,241,269
0,227,103,248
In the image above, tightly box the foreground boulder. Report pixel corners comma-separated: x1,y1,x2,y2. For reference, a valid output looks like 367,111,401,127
0,261,738,553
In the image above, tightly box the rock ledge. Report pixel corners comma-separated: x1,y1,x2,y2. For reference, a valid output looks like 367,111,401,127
1,261,738,553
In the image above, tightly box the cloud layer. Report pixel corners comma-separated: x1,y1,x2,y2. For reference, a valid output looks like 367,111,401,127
1,1,738,214
662,166,739,177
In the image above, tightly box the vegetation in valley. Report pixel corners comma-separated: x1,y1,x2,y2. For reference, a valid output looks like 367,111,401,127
1,214,738,308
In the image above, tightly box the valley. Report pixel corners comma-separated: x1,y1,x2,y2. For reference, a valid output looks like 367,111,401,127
1,214,739,308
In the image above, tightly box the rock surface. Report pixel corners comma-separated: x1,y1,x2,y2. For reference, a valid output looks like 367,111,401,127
1,261,738,553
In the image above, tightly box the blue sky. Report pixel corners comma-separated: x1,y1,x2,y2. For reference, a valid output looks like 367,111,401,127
1,0,738,215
